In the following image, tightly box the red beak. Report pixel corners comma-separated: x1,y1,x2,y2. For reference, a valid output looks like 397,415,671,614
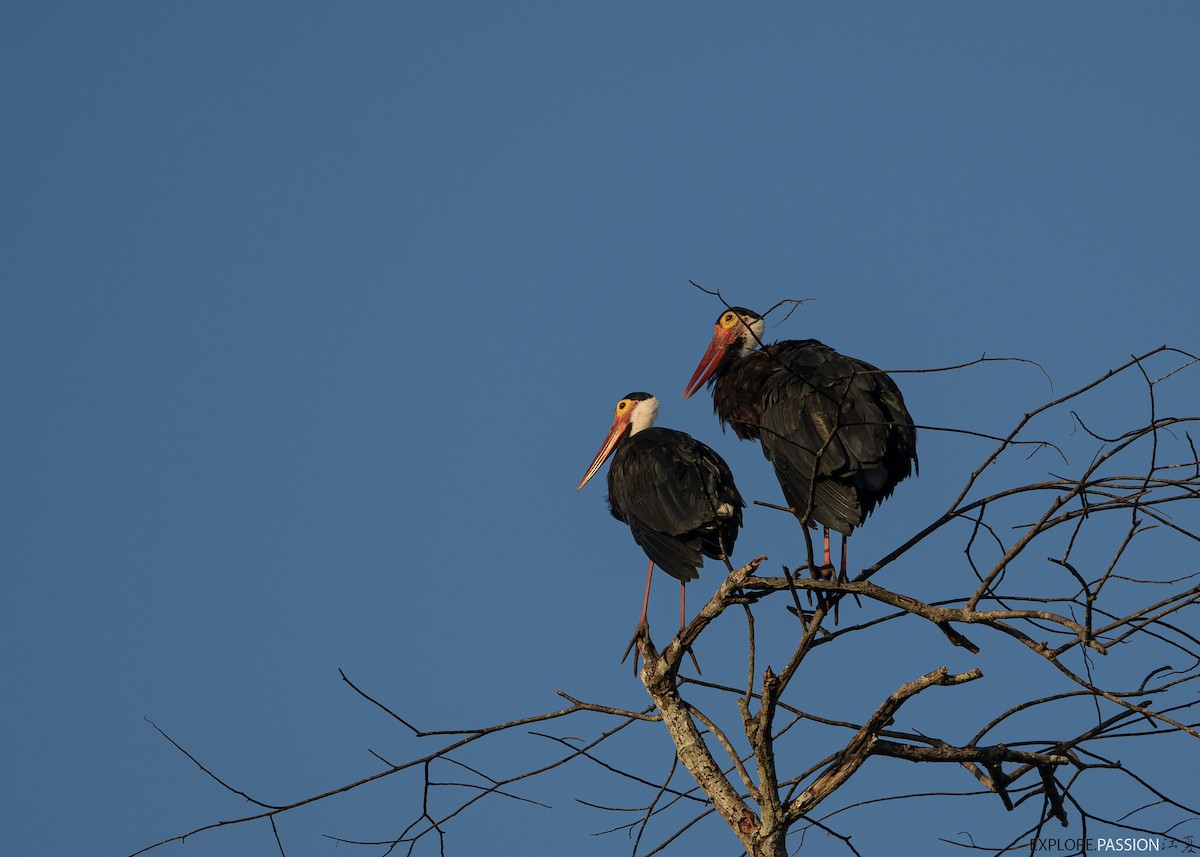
577,411,633,491
683,325,736,399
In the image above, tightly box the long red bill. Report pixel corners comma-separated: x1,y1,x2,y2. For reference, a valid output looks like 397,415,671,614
577,416,631,491
683,327,733,399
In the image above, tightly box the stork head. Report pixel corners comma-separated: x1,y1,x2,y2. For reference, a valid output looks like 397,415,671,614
682,307,765,399
576,392,659,491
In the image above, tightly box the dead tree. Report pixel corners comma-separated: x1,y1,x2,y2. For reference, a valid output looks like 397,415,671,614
133,346,1200,857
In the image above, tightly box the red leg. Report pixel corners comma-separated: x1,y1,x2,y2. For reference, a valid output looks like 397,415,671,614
638,559,654,625
823,527,832,570
839,534,863,614
622,560,656,669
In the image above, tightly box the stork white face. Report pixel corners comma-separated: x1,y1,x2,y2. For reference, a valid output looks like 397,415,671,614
683,308,765,399
625,394,659,435
576,393,660,491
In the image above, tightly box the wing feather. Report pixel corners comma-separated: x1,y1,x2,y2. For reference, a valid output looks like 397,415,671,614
751,341,917,534
607,428,744,582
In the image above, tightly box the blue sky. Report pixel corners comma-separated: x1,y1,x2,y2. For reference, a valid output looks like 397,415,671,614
2,4,1198,856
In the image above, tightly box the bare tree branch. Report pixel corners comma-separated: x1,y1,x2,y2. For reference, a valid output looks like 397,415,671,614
134,345,1200,857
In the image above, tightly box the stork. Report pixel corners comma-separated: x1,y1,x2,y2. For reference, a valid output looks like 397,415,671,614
683,307,916,582
577,393,744,657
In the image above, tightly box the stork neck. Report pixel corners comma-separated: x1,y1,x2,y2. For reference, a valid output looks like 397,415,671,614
628,397,659,435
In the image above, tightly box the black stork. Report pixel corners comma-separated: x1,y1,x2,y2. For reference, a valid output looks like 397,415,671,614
682,307,917,580
577,392,744,651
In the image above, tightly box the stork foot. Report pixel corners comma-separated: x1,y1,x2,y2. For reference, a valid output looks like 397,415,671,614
837,565,864,612
621,618,651,674
807,561,834,617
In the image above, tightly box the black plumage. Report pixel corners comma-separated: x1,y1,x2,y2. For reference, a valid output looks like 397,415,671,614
685,308,917,539
577,392,744,640
606,425,744,581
